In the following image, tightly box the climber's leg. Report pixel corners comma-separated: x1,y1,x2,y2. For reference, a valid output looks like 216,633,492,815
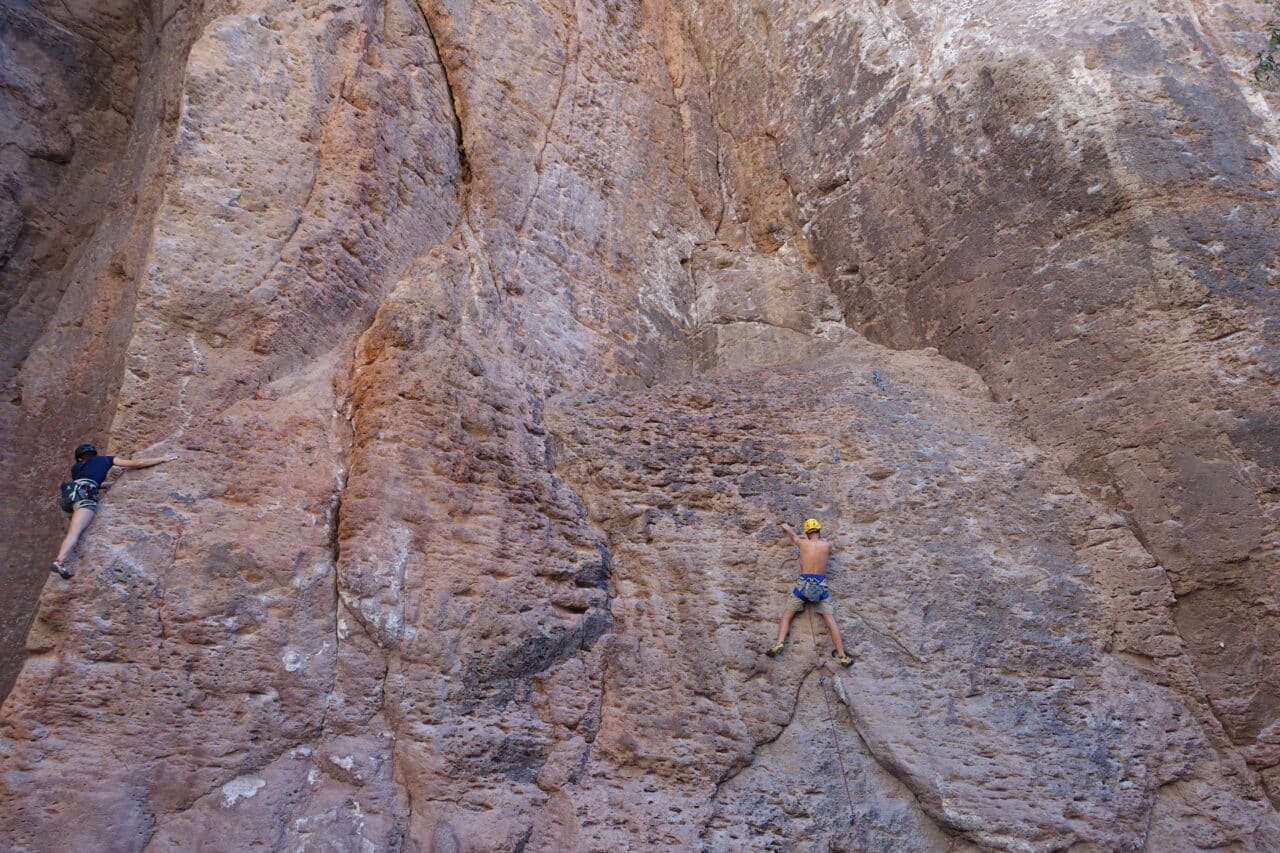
776,609,797,643
769,599,802,656
53,506,96,571
820,608,851,664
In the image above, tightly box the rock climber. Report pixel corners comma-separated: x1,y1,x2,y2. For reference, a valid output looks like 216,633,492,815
767,518,853,667
50,443,177,580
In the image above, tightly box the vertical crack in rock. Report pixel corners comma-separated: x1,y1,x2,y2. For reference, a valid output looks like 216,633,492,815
416,1,469,186
657,10,729,236
415,2,502,300
700,661,816,826
516,0,581,233
684,17,733,236
824,670,960,842
323,361,355,739
1141,778,1172,852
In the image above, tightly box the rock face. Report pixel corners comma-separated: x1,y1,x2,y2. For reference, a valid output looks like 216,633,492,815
1,0,1278,850
679,0,1280,805
0,0,203,695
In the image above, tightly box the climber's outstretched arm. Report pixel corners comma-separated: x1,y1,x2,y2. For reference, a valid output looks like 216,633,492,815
779,520,801,546
114,453,178,469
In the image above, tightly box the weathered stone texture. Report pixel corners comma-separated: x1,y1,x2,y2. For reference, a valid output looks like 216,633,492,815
679,0,1280,807
1,0,1279,849
548,322,1276,850
4,0,466,843
0,0,205,699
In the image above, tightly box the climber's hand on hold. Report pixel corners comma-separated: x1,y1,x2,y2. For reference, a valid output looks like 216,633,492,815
779,521,800,545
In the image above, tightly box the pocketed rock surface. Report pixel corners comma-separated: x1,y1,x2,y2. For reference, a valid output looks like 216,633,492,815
680,0,1280,794
548,337,1272,851
1,0,1279,850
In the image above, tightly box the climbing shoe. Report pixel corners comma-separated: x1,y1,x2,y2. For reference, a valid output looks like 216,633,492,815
832,650,853,668
50,561,72,580
766,642,786,658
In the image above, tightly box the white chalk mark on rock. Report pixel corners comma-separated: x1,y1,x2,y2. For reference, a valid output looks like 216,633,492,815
220,775,265,807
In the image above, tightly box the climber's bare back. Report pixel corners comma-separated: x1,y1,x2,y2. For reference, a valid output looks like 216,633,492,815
796,537,831,574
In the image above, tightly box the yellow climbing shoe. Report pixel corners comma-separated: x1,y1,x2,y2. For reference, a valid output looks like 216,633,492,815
766,642,785,658
832,650,853,668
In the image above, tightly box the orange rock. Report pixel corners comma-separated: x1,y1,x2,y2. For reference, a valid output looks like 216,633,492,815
1,0,1277,849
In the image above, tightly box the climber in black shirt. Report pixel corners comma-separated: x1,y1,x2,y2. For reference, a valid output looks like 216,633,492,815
50,443,176,579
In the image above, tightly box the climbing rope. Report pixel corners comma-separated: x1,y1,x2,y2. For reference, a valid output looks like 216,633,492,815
805,605,858,826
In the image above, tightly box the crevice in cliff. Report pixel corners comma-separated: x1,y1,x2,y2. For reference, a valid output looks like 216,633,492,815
415,1,503,306
516,0,581,234
323,432,349,739
283,8,471,826
681,16,729,235
825,679,962,842
563,514,617,732
317,323,366,746
703,661,815,807
538,426,625,814
416,2,469,188
708,120,729,236
700,663,965,849
1139,778,1179,853
257,148,323,293
312,302,410,832
656,12,729,237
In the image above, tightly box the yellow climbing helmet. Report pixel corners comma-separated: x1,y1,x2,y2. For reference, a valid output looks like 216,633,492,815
802,518,822,534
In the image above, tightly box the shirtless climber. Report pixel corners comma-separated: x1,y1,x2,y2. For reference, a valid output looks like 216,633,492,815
50,443,177,580
767,518,853,667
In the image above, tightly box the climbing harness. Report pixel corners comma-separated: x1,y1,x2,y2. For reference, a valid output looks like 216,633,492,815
58,478,98,514
792,573,831,604
805,606,858,825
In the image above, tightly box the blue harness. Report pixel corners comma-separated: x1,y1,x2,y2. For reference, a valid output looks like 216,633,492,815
792,573,830,603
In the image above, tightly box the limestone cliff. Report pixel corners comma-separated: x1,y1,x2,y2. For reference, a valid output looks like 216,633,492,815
1,1,1278,850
